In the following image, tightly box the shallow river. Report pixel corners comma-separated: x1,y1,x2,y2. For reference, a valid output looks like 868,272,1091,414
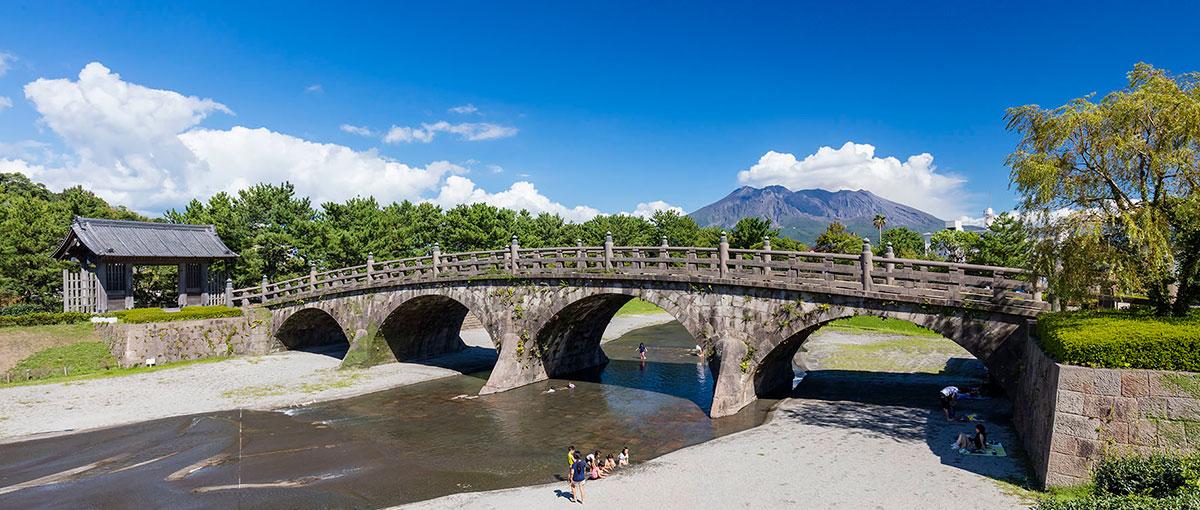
0,323,776,509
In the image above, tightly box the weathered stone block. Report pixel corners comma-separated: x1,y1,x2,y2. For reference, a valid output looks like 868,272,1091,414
1167,398,1200,421
1057,390,1084,415
1138,397,1172,419
1055,413,1099,440
1094,370,1122,397
1083,394,1117,419
1047,453,1091,482
1058,367,1095,394
1121,372,1150,398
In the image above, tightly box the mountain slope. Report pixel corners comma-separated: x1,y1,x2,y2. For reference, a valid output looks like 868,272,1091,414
689,186,945,243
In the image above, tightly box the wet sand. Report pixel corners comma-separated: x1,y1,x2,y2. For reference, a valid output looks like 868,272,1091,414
0,312,674,443
401,371,1029,510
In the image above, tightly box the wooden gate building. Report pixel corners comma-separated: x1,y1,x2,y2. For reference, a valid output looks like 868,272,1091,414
52,217,238,313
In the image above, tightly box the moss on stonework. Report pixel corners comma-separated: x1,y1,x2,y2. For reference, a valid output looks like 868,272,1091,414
1162,373,1200,400
341,324,392,369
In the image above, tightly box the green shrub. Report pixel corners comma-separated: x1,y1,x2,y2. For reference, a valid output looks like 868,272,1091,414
109,305,243,324
0,312,93,328
0,303,48,316
1093,454,1198,498
1037,310,1200,371
1035,492,1200,510
7,341,117,380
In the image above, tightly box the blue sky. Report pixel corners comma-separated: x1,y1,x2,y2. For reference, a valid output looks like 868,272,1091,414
1,1,1197,221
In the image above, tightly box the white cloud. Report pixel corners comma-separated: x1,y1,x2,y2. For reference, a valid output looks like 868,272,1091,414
0,53,13,77
0,96,11,111
1,61,625,222
625,200,685,218
339,124,374,137
305,84,323,94
448,103,478,114
383,121,517,144
736,141,971,219
487,164,504,174
430,175,600,222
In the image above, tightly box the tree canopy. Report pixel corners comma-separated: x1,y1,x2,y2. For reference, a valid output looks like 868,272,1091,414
1006,63,1200,315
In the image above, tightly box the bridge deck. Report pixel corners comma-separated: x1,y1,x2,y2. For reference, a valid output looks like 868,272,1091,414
233,239,1047,316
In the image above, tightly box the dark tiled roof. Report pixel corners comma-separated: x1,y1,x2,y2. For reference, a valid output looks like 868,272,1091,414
52,217,238,260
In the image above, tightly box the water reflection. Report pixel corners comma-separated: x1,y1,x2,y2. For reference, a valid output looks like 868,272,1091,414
0,321,773,509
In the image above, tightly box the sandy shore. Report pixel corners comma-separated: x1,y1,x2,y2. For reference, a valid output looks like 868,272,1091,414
401,370,1029,510
0,311,675,444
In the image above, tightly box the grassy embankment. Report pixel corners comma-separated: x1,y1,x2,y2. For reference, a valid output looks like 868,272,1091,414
0,306,244,387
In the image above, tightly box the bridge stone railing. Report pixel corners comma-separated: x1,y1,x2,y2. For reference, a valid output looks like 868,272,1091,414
232,233,1047,314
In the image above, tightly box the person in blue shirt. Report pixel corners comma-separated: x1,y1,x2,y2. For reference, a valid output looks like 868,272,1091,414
569,449,589,504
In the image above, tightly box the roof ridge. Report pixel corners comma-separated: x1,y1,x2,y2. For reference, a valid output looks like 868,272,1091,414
75,217,213,231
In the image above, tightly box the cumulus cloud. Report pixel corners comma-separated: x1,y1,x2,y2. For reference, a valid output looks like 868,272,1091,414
383,121,517,144
0,62,458,210
448,103,478,114
430,175,600,222
0,96,11,111
339,124,374,137
625,200,685,218
736,141,971,219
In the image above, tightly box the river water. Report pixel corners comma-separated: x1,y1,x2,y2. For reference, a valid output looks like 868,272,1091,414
0,323,776,509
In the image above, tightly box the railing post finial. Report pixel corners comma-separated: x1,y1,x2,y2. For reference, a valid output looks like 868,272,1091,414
860,238,873,292
603,232,614,270
762,236,771,251
510,235,520,273
718,231,729,278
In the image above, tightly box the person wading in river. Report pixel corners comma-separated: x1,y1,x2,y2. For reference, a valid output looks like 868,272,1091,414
638,342,647,360
569,450,589,504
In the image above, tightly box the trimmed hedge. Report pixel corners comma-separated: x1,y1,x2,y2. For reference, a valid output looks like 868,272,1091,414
1094,454,1200,499
1036,493,1200,510
0,312,93,328
0,303,48,316
1037,310,1200,372
109,305,243,324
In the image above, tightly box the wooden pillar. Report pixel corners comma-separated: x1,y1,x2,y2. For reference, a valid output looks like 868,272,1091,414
62,268,69,313
177,263,188,308
95,262,109,313
199,262,210,306
124,263,134,310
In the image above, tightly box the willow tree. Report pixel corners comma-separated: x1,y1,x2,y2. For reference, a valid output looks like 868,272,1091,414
1006,63,1200,315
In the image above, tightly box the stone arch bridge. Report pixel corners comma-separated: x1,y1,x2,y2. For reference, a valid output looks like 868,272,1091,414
234,235,1047,418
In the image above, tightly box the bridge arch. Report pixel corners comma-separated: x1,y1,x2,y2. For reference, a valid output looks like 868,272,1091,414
750,302,1026,402
274,307,351,357
377,294,474,361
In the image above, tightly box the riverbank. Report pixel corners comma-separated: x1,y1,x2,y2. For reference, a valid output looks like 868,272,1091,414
402,369,1030,510
0,311,676,443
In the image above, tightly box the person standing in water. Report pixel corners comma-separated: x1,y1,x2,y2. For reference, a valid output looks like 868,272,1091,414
638,342,647,360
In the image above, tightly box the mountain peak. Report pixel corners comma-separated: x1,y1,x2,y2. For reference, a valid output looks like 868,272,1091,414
690,186,944,243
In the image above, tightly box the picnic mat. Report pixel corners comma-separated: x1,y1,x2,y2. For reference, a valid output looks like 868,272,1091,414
959,443,1007,457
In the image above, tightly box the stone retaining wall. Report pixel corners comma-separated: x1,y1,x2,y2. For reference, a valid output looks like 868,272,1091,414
1011,323,1200,487
97,312,276,367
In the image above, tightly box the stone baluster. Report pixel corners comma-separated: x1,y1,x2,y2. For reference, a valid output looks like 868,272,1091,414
225,278,233,307
511,235,520,273
660,236,669,271
884,243,895,286
309,263,317,292
367,252,375,282
761,236,771,277
719,231,729,278
576,239,585,270
432,242,441,277
860,238,873,292
604,232,613,271
260,275,268,303
948,265,962,302
992,270,1005,302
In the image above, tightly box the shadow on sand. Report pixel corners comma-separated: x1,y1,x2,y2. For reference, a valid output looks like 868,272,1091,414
780,359,1033,487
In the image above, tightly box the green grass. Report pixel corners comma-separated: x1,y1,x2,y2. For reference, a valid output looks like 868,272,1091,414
811,336,974,374
2,352,227,388
109,305,243,324
0,312,93,328
1,322,99,343
615,298,665,316
7,341,116,378
825,316,942,338
1037,310,1200,371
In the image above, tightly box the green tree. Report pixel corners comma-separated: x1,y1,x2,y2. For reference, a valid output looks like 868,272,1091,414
969,213,1031,268
881,227,925,259
579,214,655,246
0,195,70,307
873,214,887,245
813,222,862,254
1006,63,1200,315
930,230,979,263
651,210,703,246
730,217,778,249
